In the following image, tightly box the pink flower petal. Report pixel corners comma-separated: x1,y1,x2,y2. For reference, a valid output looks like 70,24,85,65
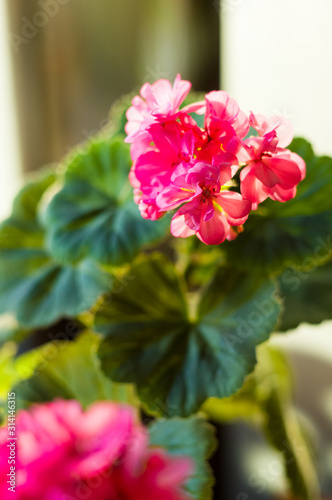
249,112,294,148
197,209,229,245
254,160,280,188
262,153,302,189
1,400,193,500
215,191,252,225
156,186,193,210
205,91,249,138
181,100,206,114
269,184,297,202
240,166,269,204
171,214,196,238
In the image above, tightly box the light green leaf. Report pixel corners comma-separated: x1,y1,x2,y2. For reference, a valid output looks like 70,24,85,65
44,135,169,266
149,416,216,500
224,138,332,276
96,254,281,416
14,331,136,409
0,342,40,423
0,315,29,346
0,173,113,328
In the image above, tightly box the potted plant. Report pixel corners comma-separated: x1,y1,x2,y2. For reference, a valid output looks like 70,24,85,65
1,74,331,499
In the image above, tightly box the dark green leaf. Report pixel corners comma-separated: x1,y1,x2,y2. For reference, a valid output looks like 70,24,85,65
0,173,113,328
14,331,136,409
279,259,332,331
224,138,332,276
149,416,216,500
44,135,168,266
96,254,281,416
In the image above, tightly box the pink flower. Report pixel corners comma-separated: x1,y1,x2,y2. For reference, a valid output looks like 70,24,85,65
124,77,306,244
0,400,193,500
238,113,306,204
156,157,251,245
129,165,166,220
131,121,196,220
249,111,293,148
204,90,250,140
125,74,191,146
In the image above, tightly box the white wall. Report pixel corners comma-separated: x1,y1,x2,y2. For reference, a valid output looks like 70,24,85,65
223,0,332,156
223,0,332,352
0,0,22,220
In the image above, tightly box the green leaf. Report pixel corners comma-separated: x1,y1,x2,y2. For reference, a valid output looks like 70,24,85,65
0,173,113,328
0,342,40,423
203,346,319,500
149,416,216,500
96,254,281,416
14,331,136,409
264,388,319,500
202,376,263,425
224,138,332,276
108,92,137,138
44,135,169,266
278,259,332,331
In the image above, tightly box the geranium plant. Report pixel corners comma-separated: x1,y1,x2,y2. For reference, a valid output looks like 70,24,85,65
1,74,331,499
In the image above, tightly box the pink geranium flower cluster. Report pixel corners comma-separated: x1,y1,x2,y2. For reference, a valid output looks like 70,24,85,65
0,400,192,500
125,75,306,245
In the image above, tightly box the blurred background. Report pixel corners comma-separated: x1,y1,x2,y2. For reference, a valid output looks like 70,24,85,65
0,0,331,497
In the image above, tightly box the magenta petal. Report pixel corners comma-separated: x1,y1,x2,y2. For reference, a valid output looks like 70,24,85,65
148,124,179,158
254,161,280,188
235,110,250,138
171,214,196,238
171,163,192,184
182,130,195,157
250,112,294,148
173,198,203,231
287,151,306,180
205,91,249,138
181,100,206,114
213,152,239,182
197,210,229,245
240,166,269,204
215,191,251,225
172,73,192,108
185,162,220,188
269,185,297,202
156,186,193,210
135,151,171,186
203,199,215,221
262,154,302,189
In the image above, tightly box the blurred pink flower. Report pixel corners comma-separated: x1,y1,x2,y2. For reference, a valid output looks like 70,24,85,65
0,400,193,500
